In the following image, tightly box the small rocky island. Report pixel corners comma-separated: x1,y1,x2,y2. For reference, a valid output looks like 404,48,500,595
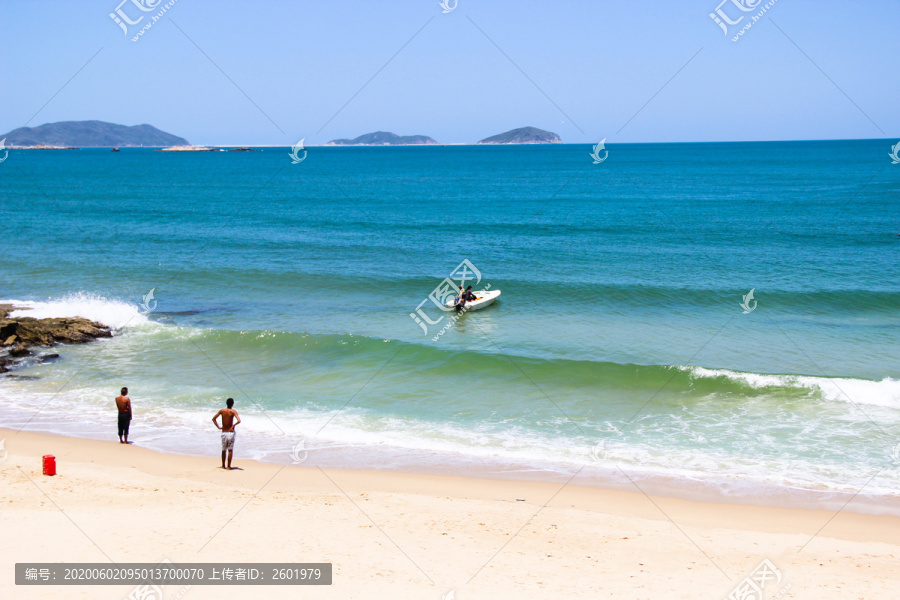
0,305,111,373
1,120,189,148
327,131,437,146
477,126,562,144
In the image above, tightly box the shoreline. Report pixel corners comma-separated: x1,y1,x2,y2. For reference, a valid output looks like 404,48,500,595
2,427,899,599
3,427,899,546
9,416,900,520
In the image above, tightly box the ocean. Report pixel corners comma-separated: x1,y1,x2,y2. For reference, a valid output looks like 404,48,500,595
2,140,898,513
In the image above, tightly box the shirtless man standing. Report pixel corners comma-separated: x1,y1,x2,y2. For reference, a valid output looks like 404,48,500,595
115,387,132,444
212,398,241,470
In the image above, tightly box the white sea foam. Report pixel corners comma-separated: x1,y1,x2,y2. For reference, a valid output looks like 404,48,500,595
3,293,153,331
1,311,896,510
2,378,898,509
686,366,900,410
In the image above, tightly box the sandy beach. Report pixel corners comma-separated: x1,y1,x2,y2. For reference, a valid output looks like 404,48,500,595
1,428,897,599
5,1,899,598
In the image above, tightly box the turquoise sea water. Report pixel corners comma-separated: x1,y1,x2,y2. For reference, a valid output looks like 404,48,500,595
1,141,898,511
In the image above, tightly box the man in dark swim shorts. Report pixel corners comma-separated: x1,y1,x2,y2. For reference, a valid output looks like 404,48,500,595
115,387,132,444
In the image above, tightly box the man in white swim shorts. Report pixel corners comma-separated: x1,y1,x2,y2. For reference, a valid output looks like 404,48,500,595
212,397,241,470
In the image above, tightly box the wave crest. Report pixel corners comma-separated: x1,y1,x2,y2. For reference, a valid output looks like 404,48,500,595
686,366,900,409
3,292,152,331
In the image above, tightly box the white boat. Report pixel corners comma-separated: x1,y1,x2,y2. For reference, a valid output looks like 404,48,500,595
444,289,501,312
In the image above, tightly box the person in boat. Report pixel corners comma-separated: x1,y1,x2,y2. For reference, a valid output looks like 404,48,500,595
456,286,478,312
454,285,467,312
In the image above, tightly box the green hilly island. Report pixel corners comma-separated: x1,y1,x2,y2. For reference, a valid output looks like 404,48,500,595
327,131,437,146
477,126,562,144
2,120,189,147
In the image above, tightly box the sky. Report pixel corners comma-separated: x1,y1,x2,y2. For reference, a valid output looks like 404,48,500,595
1,0,898,146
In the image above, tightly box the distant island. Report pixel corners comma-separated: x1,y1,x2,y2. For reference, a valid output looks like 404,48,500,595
1,120,189,148
327,131,437,146
477,126,562,145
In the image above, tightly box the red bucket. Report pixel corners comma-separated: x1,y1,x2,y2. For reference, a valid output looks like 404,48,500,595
42,455,56,476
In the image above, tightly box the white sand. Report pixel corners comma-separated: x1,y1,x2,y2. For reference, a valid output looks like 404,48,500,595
1,428,898,599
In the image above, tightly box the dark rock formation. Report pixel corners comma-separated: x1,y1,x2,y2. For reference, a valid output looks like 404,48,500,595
0,306,111,373
0,317,111,347
9,345,31,357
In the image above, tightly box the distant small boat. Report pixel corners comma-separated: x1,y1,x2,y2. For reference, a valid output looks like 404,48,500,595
444,290,501,312
111,147,120,152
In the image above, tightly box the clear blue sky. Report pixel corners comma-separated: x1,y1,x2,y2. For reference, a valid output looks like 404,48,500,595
2,0,897,145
